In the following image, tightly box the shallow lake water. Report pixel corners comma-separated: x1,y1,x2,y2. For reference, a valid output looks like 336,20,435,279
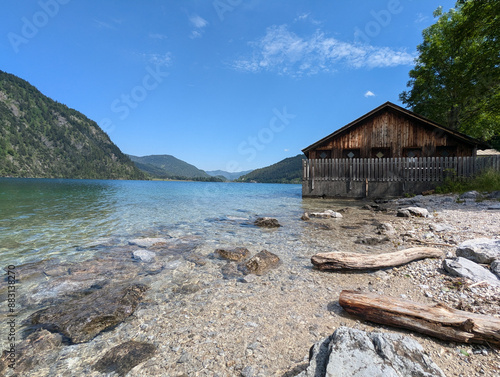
0,178,344,266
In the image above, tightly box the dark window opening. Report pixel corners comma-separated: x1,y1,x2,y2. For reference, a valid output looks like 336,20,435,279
404,148,422,158
319,150,331,159
435,146,457,158
342,149,361,159
371,148,391,159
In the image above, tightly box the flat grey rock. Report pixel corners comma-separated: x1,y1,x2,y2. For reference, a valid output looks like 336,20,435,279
297,327,445,377
405,206,430,218
310,210,343,219
429,223,452,232
456,238,500,264
443,257,500,287
459,190,480,200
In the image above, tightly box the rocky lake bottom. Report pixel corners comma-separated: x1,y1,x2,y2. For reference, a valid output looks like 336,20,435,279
1,192,500,376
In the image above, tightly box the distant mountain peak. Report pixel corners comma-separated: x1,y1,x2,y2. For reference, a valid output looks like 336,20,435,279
205,169,254,181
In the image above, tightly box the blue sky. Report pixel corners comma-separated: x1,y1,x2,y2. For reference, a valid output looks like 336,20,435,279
1,0,457,172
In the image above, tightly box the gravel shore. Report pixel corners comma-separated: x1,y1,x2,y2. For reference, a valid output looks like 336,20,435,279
3,193,500,377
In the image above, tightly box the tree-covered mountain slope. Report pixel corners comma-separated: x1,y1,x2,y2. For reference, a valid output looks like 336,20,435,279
0,70,145,180
237,154,304,183
127,154,211,179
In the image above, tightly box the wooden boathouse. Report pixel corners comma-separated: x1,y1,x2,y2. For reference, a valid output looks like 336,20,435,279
302,102,496,198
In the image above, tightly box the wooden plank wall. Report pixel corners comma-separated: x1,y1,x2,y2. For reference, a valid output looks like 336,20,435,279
310,109,475,158
302,156,500,183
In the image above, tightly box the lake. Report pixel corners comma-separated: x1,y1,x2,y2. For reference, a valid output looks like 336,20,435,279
0,178,308,266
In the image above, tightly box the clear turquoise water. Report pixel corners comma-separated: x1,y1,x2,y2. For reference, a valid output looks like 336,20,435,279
0,178,304,265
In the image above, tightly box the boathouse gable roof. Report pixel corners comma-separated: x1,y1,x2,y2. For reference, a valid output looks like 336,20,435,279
302,101,489,157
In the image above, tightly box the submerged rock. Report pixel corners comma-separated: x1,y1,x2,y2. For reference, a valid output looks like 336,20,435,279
129,237,170,248
0,329,62,376
297,327,446,377
254,217,281,228
93,341,156,376
215,247,250,262
132,249,157,263
28,283,149,344
241,250,280,275
221,262,245,279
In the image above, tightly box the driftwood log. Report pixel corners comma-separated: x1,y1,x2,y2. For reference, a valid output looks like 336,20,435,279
311,247,443,271
339,290,500,346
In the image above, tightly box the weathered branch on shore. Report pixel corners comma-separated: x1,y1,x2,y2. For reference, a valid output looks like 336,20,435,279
339,290,500,346
311,247,443,271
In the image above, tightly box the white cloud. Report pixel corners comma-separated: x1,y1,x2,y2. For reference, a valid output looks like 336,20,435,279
231,25,416,76
189,15,208,38
190,15,208,29
142,52,172,67
364,91,375,97
415,13,429,23
294,12,322,25
93,19,115,30
190,30,203,39
296,13,310,21
149,33,168,40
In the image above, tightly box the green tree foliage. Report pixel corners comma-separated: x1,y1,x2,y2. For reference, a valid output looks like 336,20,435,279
237,154,304,184
0,70,146,180
400,0,500,141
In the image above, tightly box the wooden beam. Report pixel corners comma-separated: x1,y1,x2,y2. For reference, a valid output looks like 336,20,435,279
339,290,500,346
311,247,443,271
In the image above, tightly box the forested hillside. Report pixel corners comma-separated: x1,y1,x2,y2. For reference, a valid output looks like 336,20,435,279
237,154,304,183
0,70,145,179
127,154,220,180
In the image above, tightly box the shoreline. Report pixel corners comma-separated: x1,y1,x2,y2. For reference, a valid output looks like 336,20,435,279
1,193,500,376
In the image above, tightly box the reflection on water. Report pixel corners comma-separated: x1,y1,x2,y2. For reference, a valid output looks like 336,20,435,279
0,178,306,265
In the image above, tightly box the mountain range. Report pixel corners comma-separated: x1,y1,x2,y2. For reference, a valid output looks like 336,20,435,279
0,70,303,183
205,169,254,181
0,70,144,180
127,154,211,179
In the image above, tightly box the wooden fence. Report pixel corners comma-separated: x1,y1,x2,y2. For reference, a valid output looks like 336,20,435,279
303,156,500,183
